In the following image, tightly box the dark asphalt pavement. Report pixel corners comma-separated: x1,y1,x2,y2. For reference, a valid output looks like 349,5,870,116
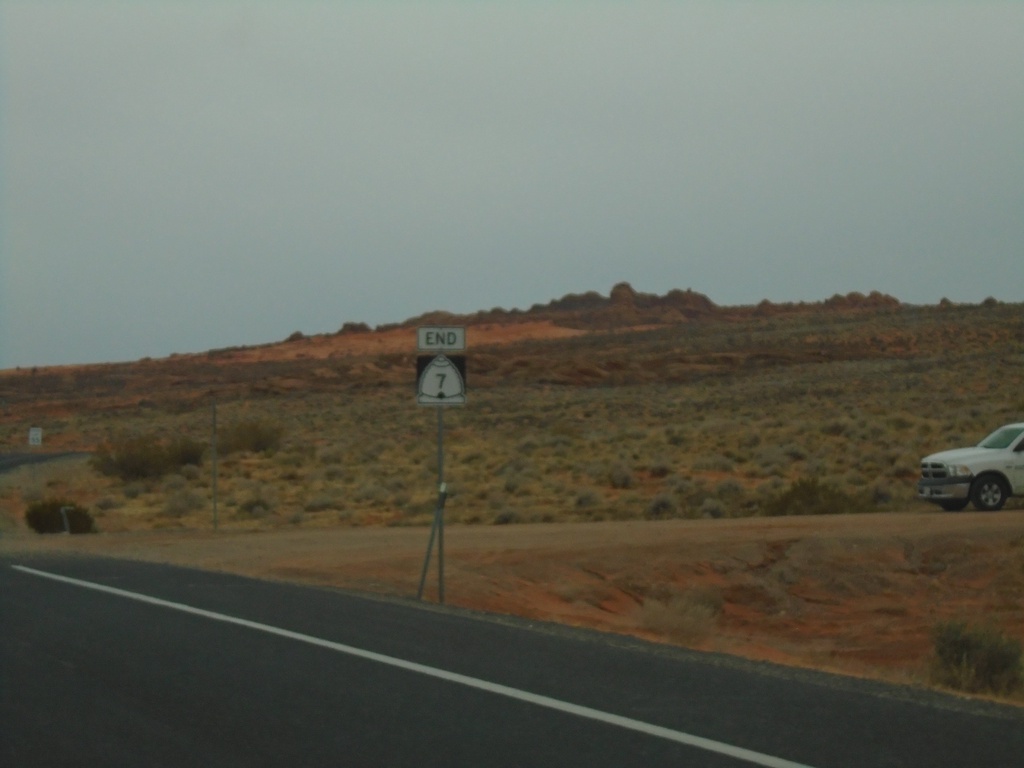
0,453,88,474
2,554,1021,767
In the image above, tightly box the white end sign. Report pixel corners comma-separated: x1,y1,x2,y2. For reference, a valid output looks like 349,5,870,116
417,326,466,352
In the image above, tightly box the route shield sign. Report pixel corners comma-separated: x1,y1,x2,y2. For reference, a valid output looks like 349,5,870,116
417,355,466,405
28,427,42,447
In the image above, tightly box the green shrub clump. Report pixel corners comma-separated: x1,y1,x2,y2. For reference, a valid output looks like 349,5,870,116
762,477,870,517
25,498,96,534
931,621,1023,695
91,433,206,481
165,435,207,467
218,420,284,455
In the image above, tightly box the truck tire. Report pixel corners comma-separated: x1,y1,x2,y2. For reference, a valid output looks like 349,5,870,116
970,474,1009,511
939,499,969,512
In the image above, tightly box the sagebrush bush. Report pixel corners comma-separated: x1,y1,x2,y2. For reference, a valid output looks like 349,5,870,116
25,498,96,534
699,497,725,518
640,587,723,644
648,460,672,479
645,493,677,519
91,433,205,481
165,435,206,467
608,463,635,489
219,419,283,455
163,490,205,518
762,477,870,517
91,435,170,480
931,621,1023,695
304,494,342,512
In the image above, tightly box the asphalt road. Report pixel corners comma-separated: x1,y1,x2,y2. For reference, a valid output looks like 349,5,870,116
0,452,87,474
2,555,1022,768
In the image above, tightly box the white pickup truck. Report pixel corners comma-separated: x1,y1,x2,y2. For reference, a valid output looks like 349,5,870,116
918,423,1024,511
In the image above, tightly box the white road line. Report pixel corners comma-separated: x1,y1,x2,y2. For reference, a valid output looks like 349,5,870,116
12,564,816,768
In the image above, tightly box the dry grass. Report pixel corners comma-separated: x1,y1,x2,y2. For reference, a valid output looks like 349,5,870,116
1,302,1023,534
639,587,725,644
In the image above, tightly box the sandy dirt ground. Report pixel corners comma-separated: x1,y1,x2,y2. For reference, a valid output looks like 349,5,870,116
5,511,1024,698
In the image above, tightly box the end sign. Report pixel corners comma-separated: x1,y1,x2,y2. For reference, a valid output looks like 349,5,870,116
416,326,467,406
417,326,465,352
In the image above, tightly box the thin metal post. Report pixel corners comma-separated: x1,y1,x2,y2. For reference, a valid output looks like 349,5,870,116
417,507,439,600
417,406,448,602
211,401,219,531
437,407,445,605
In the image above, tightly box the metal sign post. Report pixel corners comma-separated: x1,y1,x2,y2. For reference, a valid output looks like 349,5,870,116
211,401,219,531
28,427,42,493
416,327,466,604
417,409,448,603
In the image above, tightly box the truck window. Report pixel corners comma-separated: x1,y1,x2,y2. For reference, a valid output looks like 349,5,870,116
979,426,1024,450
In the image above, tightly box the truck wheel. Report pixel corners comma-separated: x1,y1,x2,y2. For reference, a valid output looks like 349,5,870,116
970,475,1009,511
939,499,969,512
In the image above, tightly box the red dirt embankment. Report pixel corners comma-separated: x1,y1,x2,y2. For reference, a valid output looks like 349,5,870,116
5,511,1023,694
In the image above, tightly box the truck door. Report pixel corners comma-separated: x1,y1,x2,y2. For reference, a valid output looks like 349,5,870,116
1008,433,1024,492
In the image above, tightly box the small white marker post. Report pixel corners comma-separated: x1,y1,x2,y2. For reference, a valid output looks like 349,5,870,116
59,506,72,534
415,328,466,604
28,427,42,493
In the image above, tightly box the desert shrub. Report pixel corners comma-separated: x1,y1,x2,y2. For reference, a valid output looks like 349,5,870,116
669,476,695,496
931,621,1022,695
666,430,687,447
575,489,601,509
163,490,205,518
693,454,735,473
608,463,635,489
238,496,273,518
304,494,341,512
319,447,345,465
91,435,172,480
493,509,521,525
91,433,205,481
821,419,850,436
761,477,870,517
648,460,673,479
219,419,284,455
165,435,206,467
163,474,187,492
123,482,144,499
25,498,96,534
782,443,808,461
276,445,314,468
640,587,723,644
715,479,744,498
180,464,202,481
699,497,725,518
870,483,894,505
645,493,677,519
353,483,389,504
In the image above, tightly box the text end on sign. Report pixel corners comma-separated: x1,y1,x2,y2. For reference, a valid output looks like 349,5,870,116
417,326,466,352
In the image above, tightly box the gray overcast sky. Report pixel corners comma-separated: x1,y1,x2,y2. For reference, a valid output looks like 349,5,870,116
2,2,1022,369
